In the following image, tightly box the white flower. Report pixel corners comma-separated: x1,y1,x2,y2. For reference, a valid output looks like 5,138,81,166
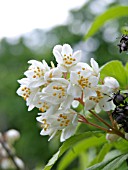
36,109,78,142
104,77,120,91
32,93,59,113
40,78,73,109
77,58,100,77
24,60,50,88
67,58,100,98
67,70,99,99
84,85,115,113
17,83,39,111
53,44,81,72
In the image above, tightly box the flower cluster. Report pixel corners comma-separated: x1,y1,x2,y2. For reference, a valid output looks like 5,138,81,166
17,44,121,142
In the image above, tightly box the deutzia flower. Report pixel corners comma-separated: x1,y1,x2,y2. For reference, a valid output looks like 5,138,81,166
32,93,54,112
17,84,39,111
17,78,40,111
67,58,99,98
36,109,78,142
53,44,81,72
24,60,50,88
40,78,73,109
84,85,114,113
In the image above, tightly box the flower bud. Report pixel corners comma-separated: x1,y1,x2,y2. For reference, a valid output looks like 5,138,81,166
72,100,79,108
106,133,119,142
14,157,25,169
104,77,119,90
125,133,128,140
5,129,20,144
1,158,14,169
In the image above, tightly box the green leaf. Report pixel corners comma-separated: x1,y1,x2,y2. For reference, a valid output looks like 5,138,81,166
57,135,106,170
103,153,128,170
84,6,128,40
86,153,128,170
79,152,89,170
100,60,127,89
114,138,128,153
89,143,113,166
43,131,104,170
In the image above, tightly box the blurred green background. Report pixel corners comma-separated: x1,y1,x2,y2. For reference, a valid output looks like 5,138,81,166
0,0,128,169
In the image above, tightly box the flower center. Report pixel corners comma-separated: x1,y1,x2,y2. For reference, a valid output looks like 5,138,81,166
39,102,50,112
32,66,45,78
63,54,76,65
41,119,49,131
57,114,70,127
89,90,103,103
77,73,91,89
52,85,66,99
21,87,31,100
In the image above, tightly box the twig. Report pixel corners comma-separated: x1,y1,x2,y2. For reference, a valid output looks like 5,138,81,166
89,110,125,139
107,111,116,128
78,114,110,132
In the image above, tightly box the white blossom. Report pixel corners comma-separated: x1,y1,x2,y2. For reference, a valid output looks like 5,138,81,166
53,44,81,72
84,85,115,113
16,43,123,142
40,78,73,109
17,83,39,111
69,71,98,98
24,60,50,88
36,109,78,142
67,58,100,98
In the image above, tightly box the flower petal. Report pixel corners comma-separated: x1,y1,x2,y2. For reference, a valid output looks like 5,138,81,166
61,44,73,56
90,58,99,75
72,50,82,63
53,49,63,64
104,77,119,90
67,83,81,98
60,125,76,142
85,99,95,110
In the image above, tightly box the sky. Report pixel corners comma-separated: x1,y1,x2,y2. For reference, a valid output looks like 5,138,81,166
0,0,86,38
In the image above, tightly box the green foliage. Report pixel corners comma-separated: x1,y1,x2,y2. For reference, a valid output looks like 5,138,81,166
87,153,128,170
43,131,104,170
57,135,106,170
84,6,128,40
89,143,113,166
100,60,128,89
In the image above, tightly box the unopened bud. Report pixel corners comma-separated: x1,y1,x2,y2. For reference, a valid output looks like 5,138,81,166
14,157,25,169
1,158,14,169
125,133,128,140
72,100,79,108
106,133,119,142
104,77,119,90
5,129,20,144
